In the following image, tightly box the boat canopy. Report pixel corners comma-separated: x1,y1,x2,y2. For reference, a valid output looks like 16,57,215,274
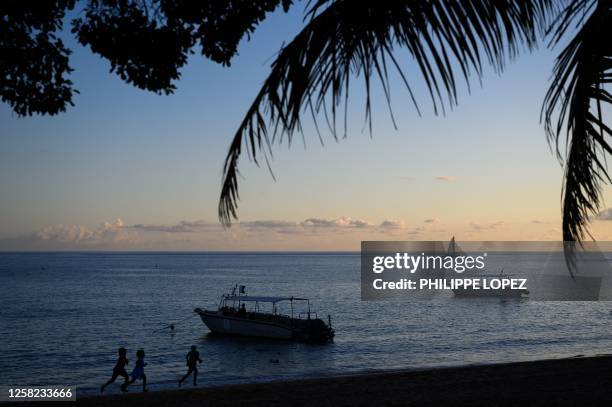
223,295,308,303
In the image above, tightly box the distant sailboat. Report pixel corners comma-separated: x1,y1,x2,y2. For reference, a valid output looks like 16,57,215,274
448,237,529,299
447,236,459,257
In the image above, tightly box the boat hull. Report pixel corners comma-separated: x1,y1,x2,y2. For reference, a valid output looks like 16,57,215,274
196,310,295,340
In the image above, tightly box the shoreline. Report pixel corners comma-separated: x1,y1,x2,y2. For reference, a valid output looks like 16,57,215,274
28,354,612,406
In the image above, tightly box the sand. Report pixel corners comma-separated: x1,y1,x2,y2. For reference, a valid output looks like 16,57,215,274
18,355,612,406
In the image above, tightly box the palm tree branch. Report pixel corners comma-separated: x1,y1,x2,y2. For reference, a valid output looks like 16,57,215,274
542,0,611,272
219,0,560,226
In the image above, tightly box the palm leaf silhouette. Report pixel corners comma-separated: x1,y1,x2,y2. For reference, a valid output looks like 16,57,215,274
542,0,611,268
219,0,560,225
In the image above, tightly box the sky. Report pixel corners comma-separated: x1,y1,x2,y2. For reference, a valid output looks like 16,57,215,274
0,4,610,251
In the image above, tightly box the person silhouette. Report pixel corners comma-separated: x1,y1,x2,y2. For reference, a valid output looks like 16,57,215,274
121,349,148,392
178,345,202,387
237,303,247,317
101,347,129,393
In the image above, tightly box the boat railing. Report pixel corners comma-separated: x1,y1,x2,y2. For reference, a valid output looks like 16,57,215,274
216,307,321,326
217,308,293,322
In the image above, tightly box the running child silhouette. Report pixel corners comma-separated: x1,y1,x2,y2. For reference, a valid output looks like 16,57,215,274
101,347,129,393
178,345,202,387
121,349,148,392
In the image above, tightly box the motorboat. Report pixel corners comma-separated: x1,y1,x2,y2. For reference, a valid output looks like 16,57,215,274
194,285,335,342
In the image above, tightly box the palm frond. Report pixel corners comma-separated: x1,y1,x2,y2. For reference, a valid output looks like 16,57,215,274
542,0,612,269
219,0,560,226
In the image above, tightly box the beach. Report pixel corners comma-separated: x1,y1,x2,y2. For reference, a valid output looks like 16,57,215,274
28,355,612,406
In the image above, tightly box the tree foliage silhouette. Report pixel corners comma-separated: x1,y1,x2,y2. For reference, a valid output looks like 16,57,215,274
1,0,610,250
1,0,292,111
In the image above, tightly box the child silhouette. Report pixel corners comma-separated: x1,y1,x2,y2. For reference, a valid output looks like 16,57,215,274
179,345,202,387
101,347,129,393
121,349,148,392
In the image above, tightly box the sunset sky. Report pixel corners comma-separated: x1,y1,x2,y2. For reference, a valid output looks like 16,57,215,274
0,5,610,250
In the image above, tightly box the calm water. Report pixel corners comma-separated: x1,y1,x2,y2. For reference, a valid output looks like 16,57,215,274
1,252,612,395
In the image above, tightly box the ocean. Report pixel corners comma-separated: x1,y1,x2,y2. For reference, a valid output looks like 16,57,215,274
1,252,612,395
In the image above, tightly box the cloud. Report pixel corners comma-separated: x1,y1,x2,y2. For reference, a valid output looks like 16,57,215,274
405,218,446,236
34,218,130,244
35,224,94,243
4,215,427,250
240,220,301,234
302,217,372,229
407,224,446,235
435,176,455,181
240,217,377,235
378,219,407,229
32,216,377,241
596,208,612,220
530,220,544,224
129,220,214,233
242,220,299,229
469,221,505,231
